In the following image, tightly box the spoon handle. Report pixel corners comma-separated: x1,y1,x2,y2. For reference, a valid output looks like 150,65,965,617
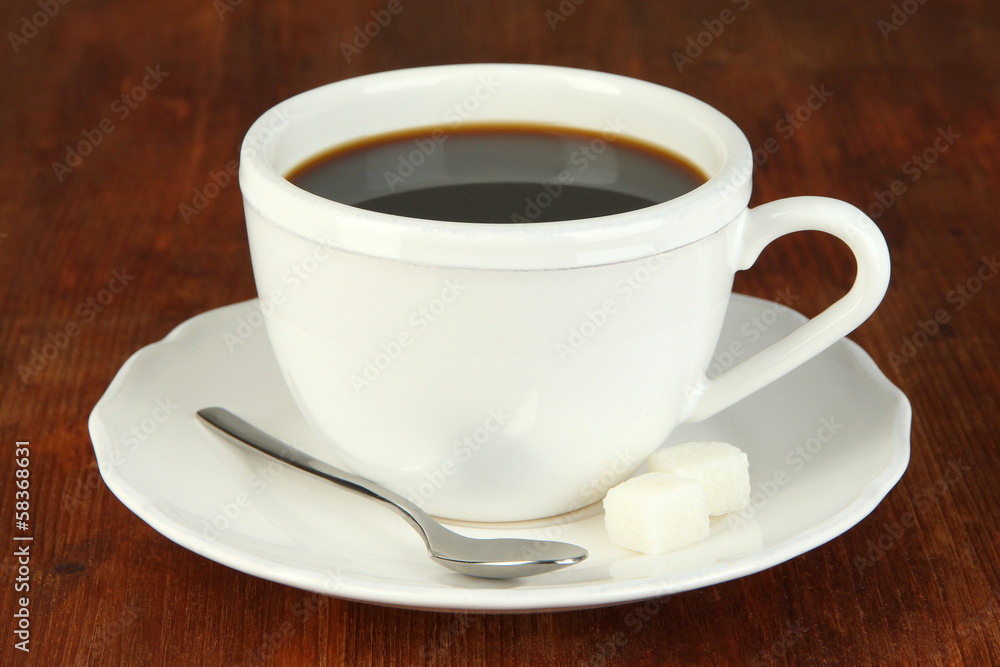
196,407,439,548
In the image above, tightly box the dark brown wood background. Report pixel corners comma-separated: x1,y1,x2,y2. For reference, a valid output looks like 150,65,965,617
3,0,999,664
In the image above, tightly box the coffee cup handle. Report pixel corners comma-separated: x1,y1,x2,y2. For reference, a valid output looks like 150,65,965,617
685,196,891,422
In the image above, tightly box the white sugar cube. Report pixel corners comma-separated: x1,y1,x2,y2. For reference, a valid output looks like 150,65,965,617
603,473,710,555
647,441,750,516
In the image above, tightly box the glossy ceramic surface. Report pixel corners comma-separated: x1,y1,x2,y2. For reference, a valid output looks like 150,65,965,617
239,65,891,520
90,296,910,611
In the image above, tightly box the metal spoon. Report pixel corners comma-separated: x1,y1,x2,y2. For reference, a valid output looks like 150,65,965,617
196,408,588,579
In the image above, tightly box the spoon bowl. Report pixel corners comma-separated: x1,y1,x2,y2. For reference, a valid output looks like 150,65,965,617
196,408,588,579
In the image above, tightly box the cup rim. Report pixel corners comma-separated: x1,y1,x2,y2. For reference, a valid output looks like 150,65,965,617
239,63,753,270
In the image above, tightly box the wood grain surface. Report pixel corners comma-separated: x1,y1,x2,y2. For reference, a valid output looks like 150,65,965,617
3,0,999,664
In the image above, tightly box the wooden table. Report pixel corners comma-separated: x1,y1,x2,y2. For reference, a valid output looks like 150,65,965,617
3,0,999,663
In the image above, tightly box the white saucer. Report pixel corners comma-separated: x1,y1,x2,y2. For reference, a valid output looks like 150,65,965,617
89,295,910,612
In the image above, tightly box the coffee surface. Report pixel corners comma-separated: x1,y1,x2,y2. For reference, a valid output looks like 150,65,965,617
287,125,707,223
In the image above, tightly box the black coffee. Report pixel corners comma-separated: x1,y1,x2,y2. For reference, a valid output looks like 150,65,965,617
286,124,707,223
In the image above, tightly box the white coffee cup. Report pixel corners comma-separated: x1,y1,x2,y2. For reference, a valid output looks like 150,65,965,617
239,64,890,522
